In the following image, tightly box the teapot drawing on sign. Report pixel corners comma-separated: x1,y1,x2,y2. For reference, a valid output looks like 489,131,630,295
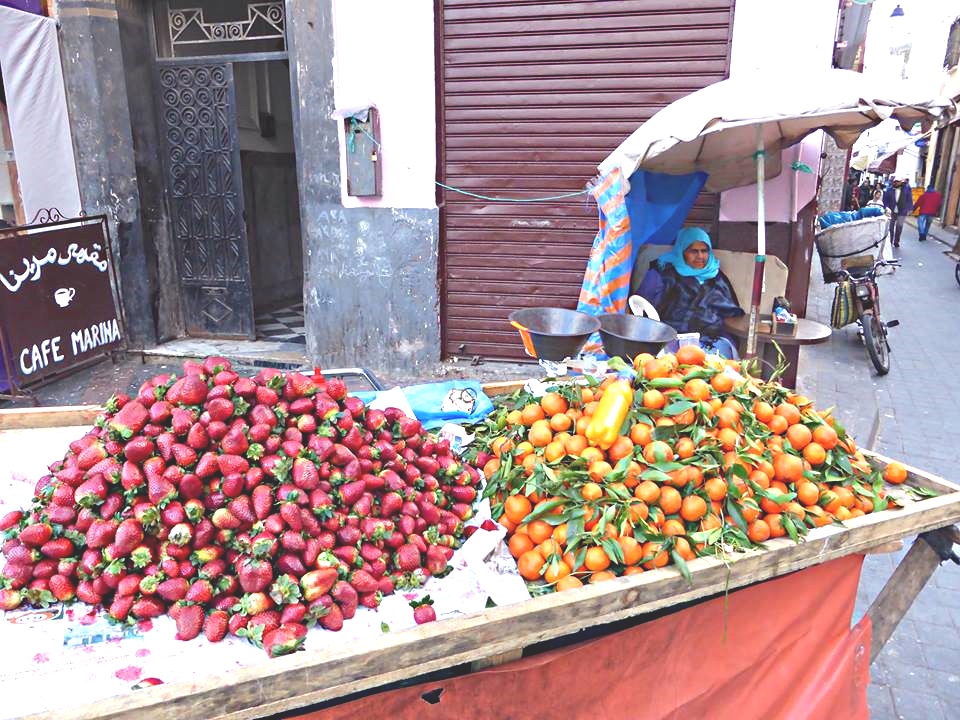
54,287,76,308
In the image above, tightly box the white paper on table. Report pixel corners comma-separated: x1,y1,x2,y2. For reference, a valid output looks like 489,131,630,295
366,386,416,419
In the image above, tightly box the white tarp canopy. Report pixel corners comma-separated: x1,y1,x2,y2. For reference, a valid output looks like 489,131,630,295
0,6,81,222
598,68,958,193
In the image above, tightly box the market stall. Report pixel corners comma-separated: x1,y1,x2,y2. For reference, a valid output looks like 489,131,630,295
1,360,958,720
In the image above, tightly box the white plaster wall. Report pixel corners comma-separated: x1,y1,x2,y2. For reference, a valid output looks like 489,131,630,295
332,0,436,209
719,0,838,222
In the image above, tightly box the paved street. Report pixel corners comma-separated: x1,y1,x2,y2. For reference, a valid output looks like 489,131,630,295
799,220,960,719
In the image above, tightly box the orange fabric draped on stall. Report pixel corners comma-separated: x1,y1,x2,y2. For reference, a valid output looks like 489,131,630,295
305,555,871,720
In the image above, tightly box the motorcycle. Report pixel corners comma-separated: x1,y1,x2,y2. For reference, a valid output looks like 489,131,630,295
834,258,901,375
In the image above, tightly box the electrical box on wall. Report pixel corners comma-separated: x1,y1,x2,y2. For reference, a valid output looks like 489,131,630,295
343,107,381,197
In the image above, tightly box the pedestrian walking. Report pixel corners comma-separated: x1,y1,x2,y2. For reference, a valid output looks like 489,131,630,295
892,179,913,247
913,184,943,242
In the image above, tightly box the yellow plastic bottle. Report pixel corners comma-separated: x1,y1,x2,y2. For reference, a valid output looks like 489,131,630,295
585,380,635,450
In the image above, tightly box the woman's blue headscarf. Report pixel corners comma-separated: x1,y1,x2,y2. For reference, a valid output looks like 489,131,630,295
657,227,720,284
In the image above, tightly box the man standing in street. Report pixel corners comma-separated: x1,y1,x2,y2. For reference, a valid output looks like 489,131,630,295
914,185,943,242
882,179,899,246
893,179,913,248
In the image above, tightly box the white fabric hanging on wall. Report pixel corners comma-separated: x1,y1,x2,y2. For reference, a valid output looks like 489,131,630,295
0,6,82,221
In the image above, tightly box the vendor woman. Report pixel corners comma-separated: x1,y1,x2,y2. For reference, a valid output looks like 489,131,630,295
635,227,744,358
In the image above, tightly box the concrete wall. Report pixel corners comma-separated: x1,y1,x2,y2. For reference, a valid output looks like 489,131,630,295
55,0,157,349
287,0,440,373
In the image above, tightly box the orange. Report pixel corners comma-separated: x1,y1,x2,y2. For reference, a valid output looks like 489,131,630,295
715,406,738,430
564,434,588,455
749,469,770,489
607,435,635,463
540,392,568,417
641,541,670,570
752,400,775,423
508,533,535,558
674,536,696,561
680,494,708,522
520,403,545,426
786,424,813,451
555,575,584,592
773,453,804,483
643,358,671,380
802,442,826,466
715,427,738,452
658,486,682,515
767,415,789,435
618,536,644,565
675,344,706,366
521,453,541,476
581,481,603,501
589,570,617,583
503,495,533,525
662,518,686,536
675,437,695,460
683,378,712,402
766,513,786,538
774,403,802,426
705,477,728,501
491,436,513,459
505,409,523,426
642,389,666,410
747,519,771,543
623,565,646,576
625,461,644,488
883,461,908,485
796,481,820,507
588,460,613,481
739,497,761,524
584,546,611,572
513,441,534,459
517,550,545,580
543,560,571,584
783,501,806,522
711,372,735,394
551,522,568,545
549,412,572,433
629,423,654,447
643,440,675,464
812,424,839,450
526,520,554,545
544,441,566,463
628,499,649,523
674,408,697,426
701,513,722,531
635,480,661,505
482,457,501,479
580,387,595,404
528,419,553,448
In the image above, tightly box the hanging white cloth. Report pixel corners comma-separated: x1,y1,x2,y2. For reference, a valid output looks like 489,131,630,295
0,6,82,221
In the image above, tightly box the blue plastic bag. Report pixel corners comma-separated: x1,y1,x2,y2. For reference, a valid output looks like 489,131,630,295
352,380,494,430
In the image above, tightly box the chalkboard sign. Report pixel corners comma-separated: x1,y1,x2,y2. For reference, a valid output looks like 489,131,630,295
0,215,123,387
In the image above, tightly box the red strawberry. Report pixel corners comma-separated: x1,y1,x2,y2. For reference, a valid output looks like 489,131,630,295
48,574,75,602
157,577,189,602
331,581,358,620
85,519,118,549
227,497,257,526
220,427,249,456
228,612,249,636
186,579,214,604
108,594,135,621
280,603,308,625
171,444,197,468
120,461,145,491
195,452,220,478
411,596,436,624
206,398,235,423
19,522,53,548
148,475,176,506
263,623,307,658
349,569,378,595
204,609,229,642
118,574,143,597
211,508,241,530
179,473,203,500
292,458,319,490
221,474,244,498
39,538,74,559
77,443,107,471
359,592,381,609
318,602,343,632
113,519,144,556
300,568,338,602
175,603,204,641
186,423,210,450
168,375,209,406
217,454,249,477
149,400,172,424
156,432,175,461
0,588,23,611
394,544,421,573
5,545,35,565
237,556,274,593
252,485,274,520
325,377,347,401
108,401,149,440
123,437,155,464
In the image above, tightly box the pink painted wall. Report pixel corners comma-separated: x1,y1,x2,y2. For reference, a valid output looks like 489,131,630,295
332,0,436,209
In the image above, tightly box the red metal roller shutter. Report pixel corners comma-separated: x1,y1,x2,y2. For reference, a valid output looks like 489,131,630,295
438,0,735,360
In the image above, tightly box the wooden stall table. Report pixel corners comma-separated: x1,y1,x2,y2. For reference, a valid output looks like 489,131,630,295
724,315,832,386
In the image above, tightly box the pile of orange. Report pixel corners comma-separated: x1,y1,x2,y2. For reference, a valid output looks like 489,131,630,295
475,344,911,591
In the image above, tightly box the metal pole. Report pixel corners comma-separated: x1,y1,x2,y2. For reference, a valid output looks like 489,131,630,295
745,124,766,359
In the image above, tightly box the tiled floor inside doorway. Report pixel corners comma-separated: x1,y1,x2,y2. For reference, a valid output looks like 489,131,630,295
255,302,306,344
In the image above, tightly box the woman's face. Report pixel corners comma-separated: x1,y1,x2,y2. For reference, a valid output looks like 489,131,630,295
683,241,710,269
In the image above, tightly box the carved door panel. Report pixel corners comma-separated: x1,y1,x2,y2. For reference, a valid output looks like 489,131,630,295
156,61,254,338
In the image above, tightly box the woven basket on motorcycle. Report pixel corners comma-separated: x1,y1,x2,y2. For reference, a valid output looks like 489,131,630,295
814,215,888,283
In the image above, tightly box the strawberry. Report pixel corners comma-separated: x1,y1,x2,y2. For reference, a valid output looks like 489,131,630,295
300,568,338,601
118,574,143,597
292,457,319,490
269,574,303,605
20,522,53,547
157,577,189,602
280,602,308,625
113,519,144,557
211,508,241,530
168,375,209,406
77,443,107,471
263,623,307,658
206,397,235,422
394,544,421,573
179,473,203,500
224,497,254,527
318,602,343,632
39,538,74,559
349,569,378,595
198,609,227,643
148,475,176,506
108,401,149,440
120,461,145,491
2,562,33,589
221,474,244,498
186,422,210,450
359,592,381,609
252,485,274,520
217,454,249,477
85,519,118,549
410,596,436,624
171,444,197,468
279,503,302,531
108,594,135,621
149,400,173,424
156,432,175,461
325,377,347,401
331,581,358,620
195,452,220,478
123,437,155,464
237,556,273,593
186,579,214,604
5,545,35,565
48,574,75,602
220,427,248,456
175,603,204,641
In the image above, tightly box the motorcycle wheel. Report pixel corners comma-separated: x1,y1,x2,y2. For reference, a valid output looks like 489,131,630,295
861,310,889,376
955,261,960,288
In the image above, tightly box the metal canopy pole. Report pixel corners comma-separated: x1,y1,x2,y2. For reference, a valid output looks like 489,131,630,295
745,124,766,359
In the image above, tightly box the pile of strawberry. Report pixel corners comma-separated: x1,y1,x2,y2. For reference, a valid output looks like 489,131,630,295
0,357,482,657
